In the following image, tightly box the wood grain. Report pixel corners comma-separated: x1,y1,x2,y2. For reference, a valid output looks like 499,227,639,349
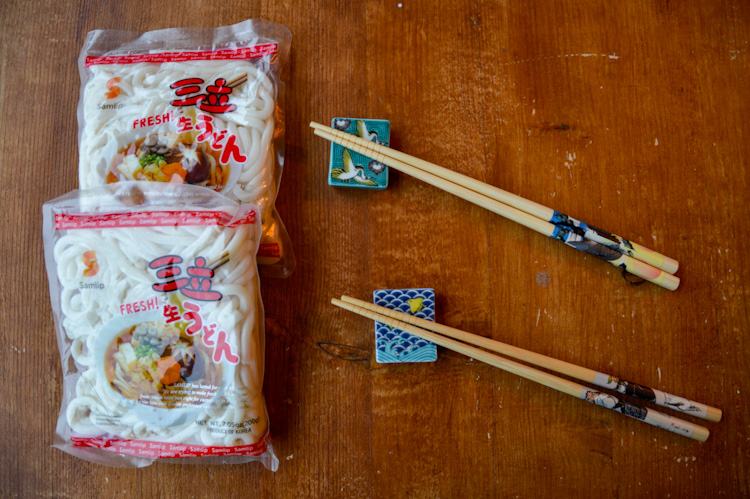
1,0,749,497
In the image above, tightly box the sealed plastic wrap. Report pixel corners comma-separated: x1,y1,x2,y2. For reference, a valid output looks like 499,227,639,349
43,183,278,469
76,19,294,277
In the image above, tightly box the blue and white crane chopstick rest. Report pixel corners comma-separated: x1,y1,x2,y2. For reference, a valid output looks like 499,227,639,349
328,118,390,189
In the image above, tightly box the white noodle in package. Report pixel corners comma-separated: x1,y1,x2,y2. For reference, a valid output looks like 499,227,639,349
43,183,278,469
77,19,294,277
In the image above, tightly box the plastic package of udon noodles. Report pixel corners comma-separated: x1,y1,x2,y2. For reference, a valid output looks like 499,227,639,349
43,182,278,469
76,19,295,278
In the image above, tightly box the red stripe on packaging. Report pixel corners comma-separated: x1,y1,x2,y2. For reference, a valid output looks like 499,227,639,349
85,44,278,67
71,435,268,458
55,210,256,230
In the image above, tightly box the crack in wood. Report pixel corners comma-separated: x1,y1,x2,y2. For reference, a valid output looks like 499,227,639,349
318,342,371,362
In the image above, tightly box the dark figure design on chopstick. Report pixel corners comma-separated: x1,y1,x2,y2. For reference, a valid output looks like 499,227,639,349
551,211,634,255
584,391,648,421
331,150,377,186
565,238,622,261
588,224,635,253
606,376,703,414
610,376,657,403
663,394,704,414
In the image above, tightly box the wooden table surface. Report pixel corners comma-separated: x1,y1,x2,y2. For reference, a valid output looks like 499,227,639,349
2,1,749,497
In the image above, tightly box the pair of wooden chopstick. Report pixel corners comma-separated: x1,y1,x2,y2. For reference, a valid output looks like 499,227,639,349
208,251,230,271
311,122,680,291
332,296,721,441
227,73,248,89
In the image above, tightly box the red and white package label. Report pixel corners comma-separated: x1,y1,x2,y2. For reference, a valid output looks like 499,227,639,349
85,44,278,67
71,435,269,458
55,210,256,230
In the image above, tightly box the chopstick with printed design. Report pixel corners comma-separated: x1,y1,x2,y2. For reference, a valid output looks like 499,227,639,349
339,295,721,423
331,297,711,441
311,120,678,274
312,124,679,291
312,122,679,274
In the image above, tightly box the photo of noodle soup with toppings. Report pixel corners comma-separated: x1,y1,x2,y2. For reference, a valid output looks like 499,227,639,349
105,321,222,409
108,130,229,190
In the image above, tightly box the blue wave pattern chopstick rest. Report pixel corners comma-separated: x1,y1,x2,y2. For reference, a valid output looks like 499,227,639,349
328,118,390,189
373,288,437,363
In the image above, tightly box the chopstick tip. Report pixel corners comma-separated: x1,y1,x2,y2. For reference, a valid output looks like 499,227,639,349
693,426,710,442
706,406,723,423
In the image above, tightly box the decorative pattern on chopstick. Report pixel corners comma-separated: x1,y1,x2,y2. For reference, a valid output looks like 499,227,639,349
331,298,709,441
310,121,679,275
549,211,677,275
312,125,679,291
340,296,722,422
591,373,719,421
